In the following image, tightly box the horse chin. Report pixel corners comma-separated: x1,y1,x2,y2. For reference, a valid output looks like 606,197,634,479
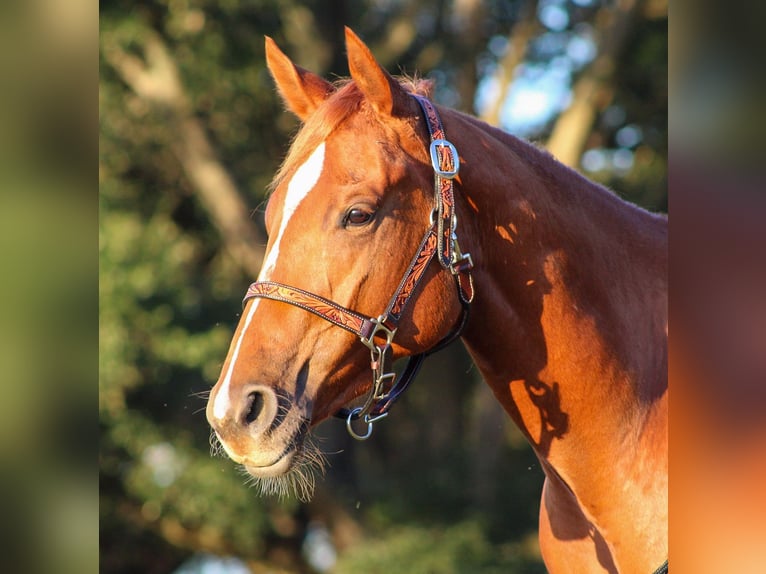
240,431,326,502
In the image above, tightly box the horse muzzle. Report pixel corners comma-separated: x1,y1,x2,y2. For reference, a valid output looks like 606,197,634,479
207,382,308,476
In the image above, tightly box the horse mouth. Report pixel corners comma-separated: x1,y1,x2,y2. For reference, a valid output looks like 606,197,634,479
244,445,298,478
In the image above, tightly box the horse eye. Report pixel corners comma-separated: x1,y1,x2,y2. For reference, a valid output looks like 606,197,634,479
344,207,375,227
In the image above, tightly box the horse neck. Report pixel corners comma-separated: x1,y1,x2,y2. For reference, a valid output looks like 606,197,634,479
448,111,667,477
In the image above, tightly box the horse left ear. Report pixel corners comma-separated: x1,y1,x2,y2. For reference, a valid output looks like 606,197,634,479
345,27,412,117
265,36,335,121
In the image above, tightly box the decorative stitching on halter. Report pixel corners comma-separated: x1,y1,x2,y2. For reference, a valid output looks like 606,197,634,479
243,281,370,337
413,95,458,269
385,227,438,321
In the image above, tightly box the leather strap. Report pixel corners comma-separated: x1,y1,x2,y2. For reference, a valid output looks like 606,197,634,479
413,95,456,269
414,95,474,306
244,281,371,337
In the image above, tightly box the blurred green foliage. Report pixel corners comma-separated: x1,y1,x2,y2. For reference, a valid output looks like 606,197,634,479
99,1,666,572
335,521,544,574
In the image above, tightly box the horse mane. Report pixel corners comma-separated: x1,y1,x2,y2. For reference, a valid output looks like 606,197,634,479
269,76,433,193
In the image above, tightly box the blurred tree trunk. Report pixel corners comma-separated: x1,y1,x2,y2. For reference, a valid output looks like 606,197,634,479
544,0,642,167
480,0,541,127
104,31,266,277
314,0,351,74
369,5,423,69
451,0,487,112
279,0,334,74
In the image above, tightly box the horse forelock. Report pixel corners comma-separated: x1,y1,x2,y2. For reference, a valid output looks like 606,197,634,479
268,76,433,194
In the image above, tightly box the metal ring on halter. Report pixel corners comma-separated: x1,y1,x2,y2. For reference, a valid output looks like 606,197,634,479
345,407,389,441
346,407,373,440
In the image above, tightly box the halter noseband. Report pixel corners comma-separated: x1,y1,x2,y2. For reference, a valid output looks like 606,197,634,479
242,95,474,440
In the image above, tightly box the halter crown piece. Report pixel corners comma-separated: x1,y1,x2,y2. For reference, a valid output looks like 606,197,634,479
243,94,474,440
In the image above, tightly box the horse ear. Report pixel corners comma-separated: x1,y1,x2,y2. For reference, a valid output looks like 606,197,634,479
345,27,412,117
265,36,334,121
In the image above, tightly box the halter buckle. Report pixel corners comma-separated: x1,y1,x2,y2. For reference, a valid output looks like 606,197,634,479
360,315,396,350
429,139,460,179
450,235,474,275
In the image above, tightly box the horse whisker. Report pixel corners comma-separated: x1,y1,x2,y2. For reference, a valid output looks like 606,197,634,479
237,436,327,502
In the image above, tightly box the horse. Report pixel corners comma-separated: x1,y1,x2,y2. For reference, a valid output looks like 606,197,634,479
206,28,668,573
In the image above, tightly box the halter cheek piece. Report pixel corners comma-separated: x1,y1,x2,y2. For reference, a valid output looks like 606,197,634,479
242,95,474,440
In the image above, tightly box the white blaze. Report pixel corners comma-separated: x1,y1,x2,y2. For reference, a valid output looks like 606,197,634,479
213,142,326,420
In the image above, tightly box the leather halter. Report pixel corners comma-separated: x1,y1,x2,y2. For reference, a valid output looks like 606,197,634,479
242,95,474,440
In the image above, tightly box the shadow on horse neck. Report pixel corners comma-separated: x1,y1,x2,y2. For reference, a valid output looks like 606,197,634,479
451,111,666,419
444,110,667,572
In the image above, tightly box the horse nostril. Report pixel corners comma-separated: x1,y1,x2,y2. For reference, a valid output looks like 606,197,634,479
244,390,265,426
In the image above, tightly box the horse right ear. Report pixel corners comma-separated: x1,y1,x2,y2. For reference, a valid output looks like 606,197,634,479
345,27,415,118
265,36,334,121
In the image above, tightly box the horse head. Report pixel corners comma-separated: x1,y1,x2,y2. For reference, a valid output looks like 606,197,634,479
206,28,469,498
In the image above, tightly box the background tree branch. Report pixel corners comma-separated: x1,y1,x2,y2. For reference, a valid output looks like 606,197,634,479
480,0,541,126
104,30,266,277
544,0,642,167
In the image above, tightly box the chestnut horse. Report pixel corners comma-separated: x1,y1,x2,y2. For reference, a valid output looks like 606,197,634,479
207,28,667,573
